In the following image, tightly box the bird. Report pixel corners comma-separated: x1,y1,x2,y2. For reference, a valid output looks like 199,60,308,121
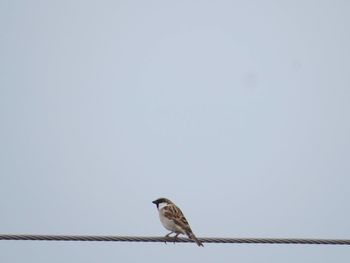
152,197,204,247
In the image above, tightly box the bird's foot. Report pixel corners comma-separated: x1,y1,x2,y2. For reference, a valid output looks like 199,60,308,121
164,232,174,244
172,234,180,244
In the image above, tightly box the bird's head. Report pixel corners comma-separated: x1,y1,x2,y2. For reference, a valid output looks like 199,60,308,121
152,197,173,209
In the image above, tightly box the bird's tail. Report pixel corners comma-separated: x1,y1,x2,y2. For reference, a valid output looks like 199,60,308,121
187,232,204,247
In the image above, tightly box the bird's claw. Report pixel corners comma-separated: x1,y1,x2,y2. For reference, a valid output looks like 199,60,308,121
164,235,172,245
173,236,179,244
164,234,179,245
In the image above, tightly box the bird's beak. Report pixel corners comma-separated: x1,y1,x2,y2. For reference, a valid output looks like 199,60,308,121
152,200,157,204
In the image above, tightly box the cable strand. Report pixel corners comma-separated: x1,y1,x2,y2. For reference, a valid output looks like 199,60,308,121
0,234,350,245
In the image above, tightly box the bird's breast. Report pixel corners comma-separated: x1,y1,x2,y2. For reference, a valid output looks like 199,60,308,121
159,210,176,230
158,209,185,234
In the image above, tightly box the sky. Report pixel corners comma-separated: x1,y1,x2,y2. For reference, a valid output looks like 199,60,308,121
1,0,350,262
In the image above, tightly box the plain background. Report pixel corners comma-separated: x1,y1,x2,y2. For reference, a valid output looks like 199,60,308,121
1,1,350,262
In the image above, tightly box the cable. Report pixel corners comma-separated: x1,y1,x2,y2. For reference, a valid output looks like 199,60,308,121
1,234,349,245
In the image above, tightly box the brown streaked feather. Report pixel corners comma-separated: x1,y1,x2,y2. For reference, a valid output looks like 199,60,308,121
162,204,192,233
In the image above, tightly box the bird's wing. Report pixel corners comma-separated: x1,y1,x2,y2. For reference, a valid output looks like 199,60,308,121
163,204,192,233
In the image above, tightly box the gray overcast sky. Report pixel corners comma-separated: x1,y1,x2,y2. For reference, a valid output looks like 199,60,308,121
1,0,350,262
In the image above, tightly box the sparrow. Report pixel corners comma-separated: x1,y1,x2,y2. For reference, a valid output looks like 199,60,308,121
152,197,204,247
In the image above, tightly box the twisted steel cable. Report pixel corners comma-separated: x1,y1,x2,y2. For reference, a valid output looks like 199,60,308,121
1,234,350,245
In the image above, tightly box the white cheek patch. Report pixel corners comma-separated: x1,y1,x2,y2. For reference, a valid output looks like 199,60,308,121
158,202,168,210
